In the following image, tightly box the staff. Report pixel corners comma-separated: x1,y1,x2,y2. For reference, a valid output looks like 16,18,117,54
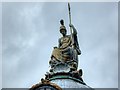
68,2,74,47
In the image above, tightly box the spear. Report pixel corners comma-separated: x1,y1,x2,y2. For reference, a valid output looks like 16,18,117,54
68,2,74,47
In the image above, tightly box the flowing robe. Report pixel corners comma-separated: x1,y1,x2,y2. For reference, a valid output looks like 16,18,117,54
51,33,81,63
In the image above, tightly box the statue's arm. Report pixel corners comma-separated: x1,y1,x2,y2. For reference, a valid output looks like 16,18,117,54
69,24,77,35
58,38,61,48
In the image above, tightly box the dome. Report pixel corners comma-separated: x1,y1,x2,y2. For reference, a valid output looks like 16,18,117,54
30,63,92,90
49,64,91,89
51,79,90,88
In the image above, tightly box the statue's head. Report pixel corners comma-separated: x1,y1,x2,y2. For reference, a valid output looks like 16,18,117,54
60,19,67,36
60,25,67,36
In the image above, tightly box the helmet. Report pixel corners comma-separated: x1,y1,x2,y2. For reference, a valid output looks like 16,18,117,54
60,25,66,33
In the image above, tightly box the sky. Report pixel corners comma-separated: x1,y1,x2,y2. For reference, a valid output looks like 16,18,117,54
2,2,118,88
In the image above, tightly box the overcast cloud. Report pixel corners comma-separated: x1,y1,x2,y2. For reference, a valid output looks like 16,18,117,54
2,2,118,88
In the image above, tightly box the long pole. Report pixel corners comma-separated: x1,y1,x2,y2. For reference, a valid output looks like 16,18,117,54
68,2,74,47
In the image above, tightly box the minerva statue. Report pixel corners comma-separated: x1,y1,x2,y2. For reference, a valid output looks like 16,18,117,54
49,19,81,71
30,4,85,90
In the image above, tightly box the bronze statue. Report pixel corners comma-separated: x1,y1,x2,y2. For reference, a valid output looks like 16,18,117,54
49,19,81,70
49,3,81,71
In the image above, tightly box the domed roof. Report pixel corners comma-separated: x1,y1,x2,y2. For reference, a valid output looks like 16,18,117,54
48,63,92,89
51,79,90,88
30,63,92,90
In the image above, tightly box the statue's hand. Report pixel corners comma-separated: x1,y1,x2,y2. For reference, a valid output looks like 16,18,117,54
69,24,74,28
69,24,77,34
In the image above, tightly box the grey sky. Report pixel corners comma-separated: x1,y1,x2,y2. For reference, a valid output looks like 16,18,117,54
2,2,118,88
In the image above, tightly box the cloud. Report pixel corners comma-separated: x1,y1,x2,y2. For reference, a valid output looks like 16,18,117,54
2,2,118,88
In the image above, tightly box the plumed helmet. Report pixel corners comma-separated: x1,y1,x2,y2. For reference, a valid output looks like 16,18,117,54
60,25,66,30
60,19,66,32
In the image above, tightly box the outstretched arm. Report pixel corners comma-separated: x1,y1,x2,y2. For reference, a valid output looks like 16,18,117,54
69,24,77,34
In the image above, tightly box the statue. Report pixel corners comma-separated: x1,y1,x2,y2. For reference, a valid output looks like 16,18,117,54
30,4,86,90
49,19,81,71
49,3,81,72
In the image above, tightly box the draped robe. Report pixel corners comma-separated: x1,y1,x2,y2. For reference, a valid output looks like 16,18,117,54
51,33,81,62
